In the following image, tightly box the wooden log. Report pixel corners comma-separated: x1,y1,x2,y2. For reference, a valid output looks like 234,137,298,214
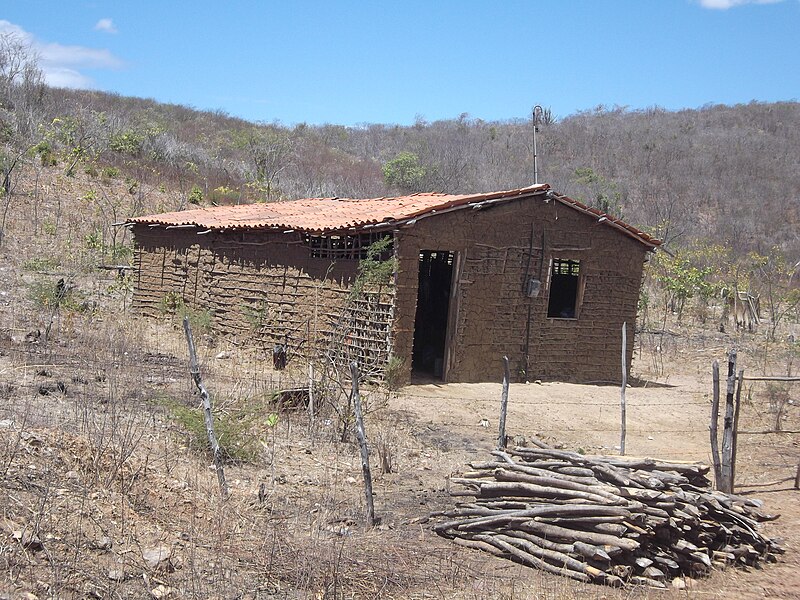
495,533,609,580
474,481,621,504
492,468,627,504
554,466,597,478
452,536,506,557
473,534,592,583
475,459,600,485
573,541,612,563
519,520,640,552
438,504,633,533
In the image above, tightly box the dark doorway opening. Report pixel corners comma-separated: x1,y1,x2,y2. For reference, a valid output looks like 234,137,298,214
412,250,455,378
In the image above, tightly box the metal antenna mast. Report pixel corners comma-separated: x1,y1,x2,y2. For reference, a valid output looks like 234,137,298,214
532,105,543,184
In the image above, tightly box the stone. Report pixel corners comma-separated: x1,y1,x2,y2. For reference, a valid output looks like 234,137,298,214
150,585,174,598
142,545,172,571
671,577,686,590
107,569,125,581
92,536,113,551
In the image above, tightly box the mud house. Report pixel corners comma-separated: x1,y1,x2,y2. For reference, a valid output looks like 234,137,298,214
126,184,660,383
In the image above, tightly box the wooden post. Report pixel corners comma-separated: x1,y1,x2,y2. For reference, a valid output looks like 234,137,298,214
183,317,229,500
308,362,315,436
498,356,510,450
620,322,627,456
710,360,722,488
720,349,737,494
350,362,376,526
730,369,744,492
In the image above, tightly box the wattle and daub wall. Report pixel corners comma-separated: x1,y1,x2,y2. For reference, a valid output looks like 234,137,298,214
392,197,648,383
131,195,648,384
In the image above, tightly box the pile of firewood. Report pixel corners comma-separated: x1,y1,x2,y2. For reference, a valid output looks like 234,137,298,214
433,445,783,588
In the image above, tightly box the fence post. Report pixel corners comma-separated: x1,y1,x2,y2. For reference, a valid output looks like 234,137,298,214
720,349,737,494
498,356,510,450
710,360,722,488
350,362,376,526
731,369,744,491
183,316,229,500
620,322,627,456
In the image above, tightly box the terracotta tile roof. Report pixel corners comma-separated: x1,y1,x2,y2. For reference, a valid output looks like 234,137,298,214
127,184,661,248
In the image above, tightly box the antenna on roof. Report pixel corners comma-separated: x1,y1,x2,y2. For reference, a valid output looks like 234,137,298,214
532,105,543,185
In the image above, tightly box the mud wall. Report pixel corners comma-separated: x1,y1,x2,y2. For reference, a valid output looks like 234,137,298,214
393,196,648,383
131,226,394,371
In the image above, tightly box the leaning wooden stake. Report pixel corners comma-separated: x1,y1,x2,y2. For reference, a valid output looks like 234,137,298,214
720,349,737,494
183,317,229,500
620,322,627,456
498,356,511,450
710,360,722,488
350,361,376,526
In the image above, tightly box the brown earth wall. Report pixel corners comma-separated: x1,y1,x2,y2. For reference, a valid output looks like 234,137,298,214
393,196,648,384
131,226,393,368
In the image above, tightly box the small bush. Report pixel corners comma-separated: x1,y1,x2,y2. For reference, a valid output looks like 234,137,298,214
160,291,183,313
42,220,57,236
84,231,103,250
30,141,57,166
161,396,262,464
208,185,239,205
23,256,60,272
180,305,212,333
383,355,405,390
188,185,203,205
110,243,133,262
102,166,120,180
27,277,82,311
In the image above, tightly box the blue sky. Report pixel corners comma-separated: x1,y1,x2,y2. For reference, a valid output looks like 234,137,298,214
2,0,798,125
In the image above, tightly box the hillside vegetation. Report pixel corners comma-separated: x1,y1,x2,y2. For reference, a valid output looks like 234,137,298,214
1,33,799,600
2,34,799,327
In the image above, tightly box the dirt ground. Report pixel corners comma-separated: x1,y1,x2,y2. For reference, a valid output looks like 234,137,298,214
0,298,797,598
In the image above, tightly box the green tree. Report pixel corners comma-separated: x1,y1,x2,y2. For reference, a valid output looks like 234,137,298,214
382,151,427,193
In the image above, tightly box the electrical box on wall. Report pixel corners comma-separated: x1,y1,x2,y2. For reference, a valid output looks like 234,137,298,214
526,278,541,298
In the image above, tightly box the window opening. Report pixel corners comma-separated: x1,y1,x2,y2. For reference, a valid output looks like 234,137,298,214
547,258,581,318
304,232,393,260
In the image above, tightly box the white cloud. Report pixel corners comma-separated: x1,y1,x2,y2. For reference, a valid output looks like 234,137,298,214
94,18,117,34
0,20,122,89
42,67,94,89
698,0,784,9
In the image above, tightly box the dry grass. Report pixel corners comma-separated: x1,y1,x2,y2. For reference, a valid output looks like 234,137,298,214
0,162,798,598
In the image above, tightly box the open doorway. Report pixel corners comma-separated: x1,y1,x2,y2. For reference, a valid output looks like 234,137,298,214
412,250,455,378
